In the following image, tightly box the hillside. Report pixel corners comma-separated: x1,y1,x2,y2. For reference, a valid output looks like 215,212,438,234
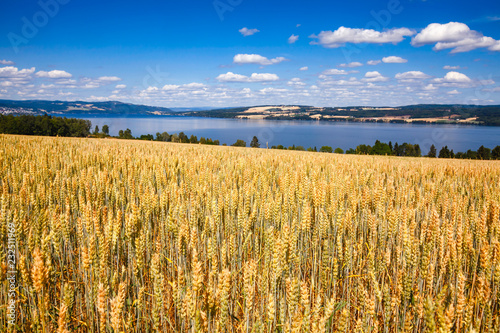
1,134,499,331
184,104,500,125
0,99,173,116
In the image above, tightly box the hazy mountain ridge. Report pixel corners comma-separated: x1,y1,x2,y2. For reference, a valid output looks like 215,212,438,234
0,100,173,116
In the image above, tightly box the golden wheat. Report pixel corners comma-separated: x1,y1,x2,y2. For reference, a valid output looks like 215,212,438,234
0,134,499,332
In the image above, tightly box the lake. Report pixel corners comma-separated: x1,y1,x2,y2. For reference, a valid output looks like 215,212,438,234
68,115,500,153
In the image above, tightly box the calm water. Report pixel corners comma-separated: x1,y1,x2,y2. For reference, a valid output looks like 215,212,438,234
71,115,500,153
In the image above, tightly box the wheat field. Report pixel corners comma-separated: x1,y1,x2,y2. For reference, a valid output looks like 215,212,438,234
0,134,499,332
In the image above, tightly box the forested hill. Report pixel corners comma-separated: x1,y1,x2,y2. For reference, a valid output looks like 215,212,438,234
0,100,173,116
183,104,500,125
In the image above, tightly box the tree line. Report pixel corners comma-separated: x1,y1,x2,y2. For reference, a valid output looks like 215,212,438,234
0,114,91,137
269,139,500,160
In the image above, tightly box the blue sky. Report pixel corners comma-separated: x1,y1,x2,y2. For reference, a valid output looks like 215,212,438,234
0,0,499,107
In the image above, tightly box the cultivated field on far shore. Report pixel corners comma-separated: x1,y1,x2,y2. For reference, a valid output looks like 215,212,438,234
0,134,499,332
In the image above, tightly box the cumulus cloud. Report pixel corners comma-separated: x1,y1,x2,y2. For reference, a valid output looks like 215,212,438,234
367,60,381,65
433,71,472,83
447,89,461,95
183,82,207,89
362,71,389,82
395,71,431,80
0,66,35,78
382,56,407,63
233,54,288,66
339,62,363,68
239,27,259,36
319,77,362,86
97,76,121,82
115,84,127,89
0,60,14,65
443,65,460,70
35,70,72,79
216,72,279,82
288,34,299,44
423,84,438,91
411,22,500,53
310,27,415,48
287,78,306,86
321,69,349,75
79,76,121,89
162,84,179,91
0,66,35,86
299,66,308,71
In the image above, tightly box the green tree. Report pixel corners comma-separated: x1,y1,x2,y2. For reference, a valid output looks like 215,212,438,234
319,146,333,153
477,145,491,160
250,136,260,148
102,124,109,135
356,144,372,155
155,132,170,141
438,146,451,158
371,140,392,155
170,133,179,143
492,146,500,159
334,147,344,154
427,144,437,158
232,139,246,147
465,149,477,159
93,125,99,135
178,132,189,143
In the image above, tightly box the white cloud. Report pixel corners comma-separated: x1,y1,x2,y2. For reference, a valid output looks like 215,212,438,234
183,82,206,89
287,78,306,86
115,84,127,89
162,84,180,91
54,79,77,86
443,65,460,70
233,54,288,66
216,72,279,82
411,22,500,53
362,71,389,82
382,56,407,63
433,71,472,83
321,69,348,75
0,66,35,79
35,70,72,79
0,60,14,65
288,34,299,44
319,77,362,86
239,27,259,36
299,66,308,71
423,84,438,91
79,76,121,89
339,62,363,68
310,27,415,48
97,76,121,82
367,60,381,65
447,89,461,95
395,71,431,80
